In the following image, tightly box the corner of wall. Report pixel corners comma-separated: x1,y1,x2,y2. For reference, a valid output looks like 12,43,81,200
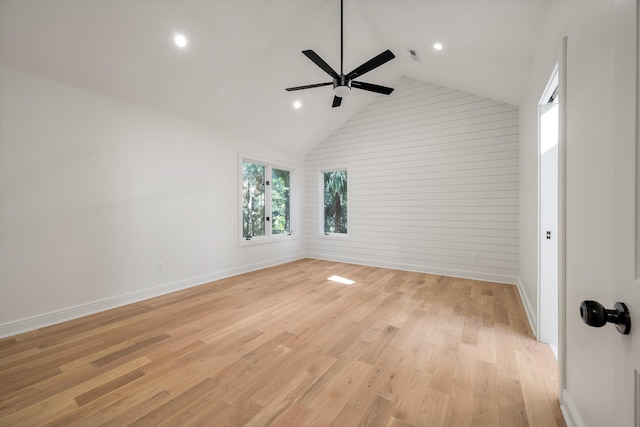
516,277,538,338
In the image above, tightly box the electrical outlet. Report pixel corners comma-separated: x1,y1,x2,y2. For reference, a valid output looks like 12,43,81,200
158,262,165,273
472,253,479,261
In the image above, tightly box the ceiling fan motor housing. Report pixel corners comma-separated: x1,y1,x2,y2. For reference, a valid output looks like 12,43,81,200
333,75,351,97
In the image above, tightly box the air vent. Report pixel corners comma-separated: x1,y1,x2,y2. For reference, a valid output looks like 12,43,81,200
408,48,421,62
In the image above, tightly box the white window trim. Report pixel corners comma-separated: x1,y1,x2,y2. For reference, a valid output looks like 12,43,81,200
238,154,296,247
319,167,350,239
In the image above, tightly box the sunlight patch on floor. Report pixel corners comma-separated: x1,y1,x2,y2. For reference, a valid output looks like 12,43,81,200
327,275,355,285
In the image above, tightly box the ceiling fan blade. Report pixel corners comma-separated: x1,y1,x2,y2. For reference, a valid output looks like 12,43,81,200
332,96,342,108
302,50,339,78
346,49,395,80
285,82,333,91
351,81,394,95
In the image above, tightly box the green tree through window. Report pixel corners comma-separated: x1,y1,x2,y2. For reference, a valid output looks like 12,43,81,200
241,160,292,241
242,162,265,238
324,170,347,234
271,168,290,235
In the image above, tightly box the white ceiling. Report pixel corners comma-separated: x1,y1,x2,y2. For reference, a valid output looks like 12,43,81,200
0,0,552,154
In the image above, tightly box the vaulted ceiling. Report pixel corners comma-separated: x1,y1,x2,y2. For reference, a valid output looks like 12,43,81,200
0,0,552,154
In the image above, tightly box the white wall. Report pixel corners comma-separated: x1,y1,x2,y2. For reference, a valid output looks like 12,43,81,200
0,67,305,337
518,92,541,324
519,1,618,425
305,77,519,283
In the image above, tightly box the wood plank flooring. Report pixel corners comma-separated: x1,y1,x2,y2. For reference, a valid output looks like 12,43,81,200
0,259,565,426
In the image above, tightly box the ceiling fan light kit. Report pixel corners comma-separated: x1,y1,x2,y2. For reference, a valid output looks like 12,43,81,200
334,82,351,98
285,0,395,107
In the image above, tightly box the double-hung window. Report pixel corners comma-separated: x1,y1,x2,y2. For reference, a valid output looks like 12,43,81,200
240,157,293,244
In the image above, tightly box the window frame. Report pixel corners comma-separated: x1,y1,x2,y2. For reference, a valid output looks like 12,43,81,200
319,167,350,239
238,155,296,246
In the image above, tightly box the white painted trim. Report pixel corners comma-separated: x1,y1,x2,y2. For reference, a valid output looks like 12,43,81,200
517,277,538,337
558,35,568,396
318,167,350,237
306,252,518,285
636,370,640,427
560,388,585,427
0,254,304,339
238,153,297,246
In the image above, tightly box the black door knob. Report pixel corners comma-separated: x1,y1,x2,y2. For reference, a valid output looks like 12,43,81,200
580,300,631,335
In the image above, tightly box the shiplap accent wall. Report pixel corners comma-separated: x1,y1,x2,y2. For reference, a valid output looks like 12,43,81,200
305,77,519,283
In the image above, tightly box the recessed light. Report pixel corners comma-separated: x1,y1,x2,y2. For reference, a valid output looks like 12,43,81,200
293,100,302,109
174,34,188,48
433,42,443,51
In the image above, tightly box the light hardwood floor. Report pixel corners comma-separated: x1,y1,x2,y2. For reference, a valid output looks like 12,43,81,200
0,259,565,426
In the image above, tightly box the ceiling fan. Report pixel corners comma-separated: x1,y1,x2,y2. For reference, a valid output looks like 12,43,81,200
285,0,395,108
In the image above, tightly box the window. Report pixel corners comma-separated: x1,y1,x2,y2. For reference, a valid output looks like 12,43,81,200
241,158,292,244
323,169,348,235
271,167,291,235
242,161,266,238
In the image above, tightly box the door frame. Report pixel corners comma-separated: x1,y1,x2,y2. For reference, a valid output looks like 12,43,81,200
538,66,559,348
557,36,568,395
536,38,568,396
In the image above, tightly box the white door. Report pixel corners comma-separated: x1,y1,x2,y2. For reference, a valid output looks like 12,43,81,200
612,0,639,424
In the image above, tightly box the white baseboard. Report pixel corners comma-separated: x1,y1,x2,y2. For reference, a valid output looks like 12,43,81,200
0,254,304,339
560,389,585,427
305,252,518,285
516,277,537,338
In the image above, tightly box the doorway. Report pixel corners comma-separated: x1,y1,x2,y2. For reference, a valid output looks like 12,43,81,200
539,67,559,355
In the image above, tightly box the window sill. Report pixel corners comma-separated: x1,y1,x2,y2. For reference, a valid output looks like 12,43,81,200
320,233,349,240
239,234,297,247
